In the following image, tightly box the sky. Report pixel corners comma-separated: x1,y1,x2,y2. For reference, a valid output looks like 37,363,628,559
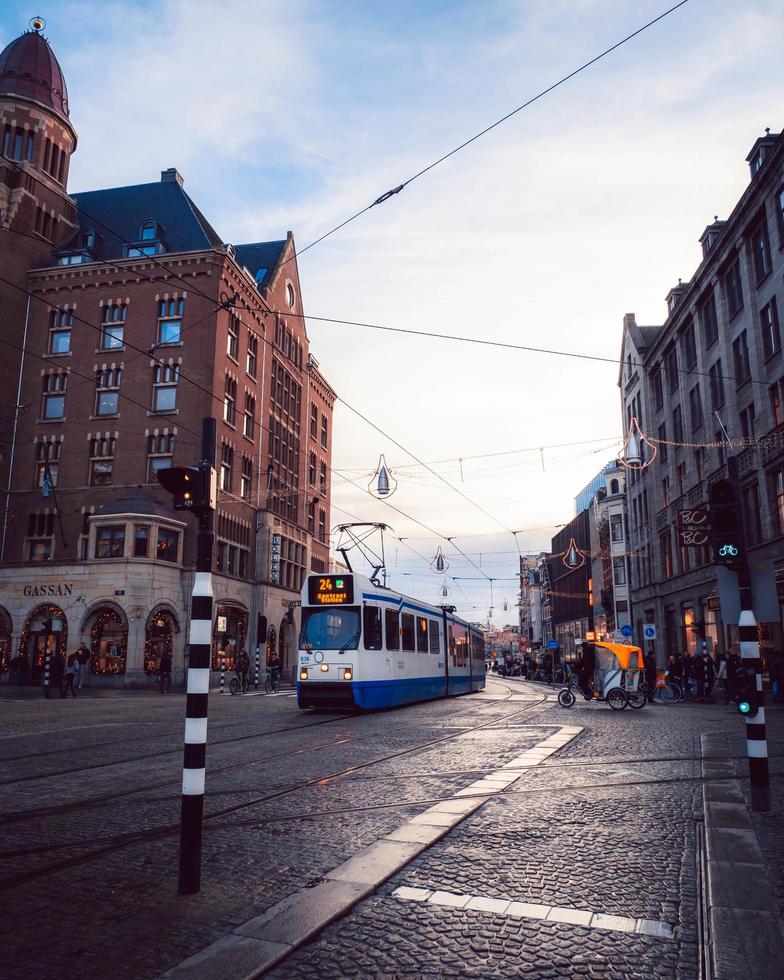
2,0,783,620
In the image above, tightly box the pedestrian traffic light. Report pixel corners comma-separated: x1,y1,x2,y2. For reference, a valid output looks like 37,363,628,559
708,479,743,566
157,466,216,514
734,666,758,717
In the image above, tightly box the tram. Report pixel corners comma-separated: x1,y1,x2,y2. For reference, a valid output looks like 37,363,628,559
297,573,486,710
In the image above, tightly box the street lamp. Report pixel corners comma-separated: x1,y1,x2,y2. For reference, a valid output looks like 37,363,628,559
369,454,397,498
430,546,448,573
621,416,656,470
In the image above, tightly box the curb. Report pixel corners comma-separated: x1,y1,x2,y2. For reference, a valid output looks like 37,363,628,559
701,733,784,980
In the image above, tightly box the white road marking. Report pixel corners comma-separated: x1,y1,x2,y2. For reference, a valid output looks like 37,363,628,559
391,886,675,939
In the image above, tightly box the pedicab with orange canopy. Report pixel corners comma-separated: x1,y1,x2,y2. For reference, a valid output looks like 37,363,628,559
557,641,646,710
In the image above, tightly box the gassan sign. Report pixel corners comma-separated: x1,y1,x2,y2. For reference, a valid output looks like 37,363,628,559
22,583,74,598
677,508,710,547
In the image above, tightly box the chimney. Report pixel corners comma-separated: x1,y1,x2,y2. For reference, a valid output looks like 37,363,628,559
161,168,184,187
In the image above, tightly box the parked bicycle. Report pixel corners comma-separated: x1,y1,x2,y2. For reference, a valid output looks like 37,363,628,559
229,670,249,695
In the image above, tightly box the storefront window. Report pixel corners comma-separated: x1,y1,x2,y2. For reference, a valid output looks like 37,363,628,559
144,609,176,674
90,608,128,674
19,604,68,679
212,602,247,670
156,527,179,562
0,607,12,670
683,606,698,655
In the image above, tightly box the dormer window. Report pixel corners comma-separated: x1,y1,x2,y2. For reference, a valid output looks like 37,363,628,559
140,221,158,241
126,221,167,257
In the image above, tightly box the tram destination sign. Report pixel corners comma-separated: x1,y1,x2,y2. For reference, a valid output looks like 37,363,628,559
308,575,354,606
677,507,710,547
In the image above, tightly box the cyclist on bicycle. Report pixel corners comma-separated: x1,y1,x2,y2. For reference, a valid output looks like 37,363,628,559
236,648,250,694
268,650,281,689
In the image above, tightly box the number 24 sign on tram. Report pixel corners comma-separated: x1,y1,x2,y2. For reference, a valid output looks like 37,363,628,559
677,508,710,547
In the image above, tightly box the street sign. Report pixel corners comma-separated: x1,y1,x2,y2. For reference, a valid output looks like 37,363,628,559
282,599,301,608
643,625,656,640
547,640,559,650
620,624,633,637
677,507,710,547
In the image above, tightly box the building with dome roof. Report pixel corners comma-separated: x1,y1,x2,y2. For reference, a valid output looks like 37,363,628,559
0,22,335,688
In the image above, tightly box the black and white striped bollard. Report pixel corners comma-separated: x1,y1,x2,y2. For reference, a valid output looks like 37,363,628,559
219,652,225,695
254,646,260,690
738,606,770,811
43,650,52,699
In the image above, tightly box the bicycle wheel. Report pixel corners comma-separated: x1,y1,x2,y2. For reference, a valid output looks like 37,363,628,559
668,683,683,703
607,687,628,710
264,676,272,694
628,689,646,709
229,677,240,695
557,688,576,708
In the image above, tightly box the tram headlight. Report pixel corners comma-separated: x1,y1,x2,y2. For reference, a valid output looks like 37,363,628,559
299,668,308,681
343,668,353,681
320,663,329,672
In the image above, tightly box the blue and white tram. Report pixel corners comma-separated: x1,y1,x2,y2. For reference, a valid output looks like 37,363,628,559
297,572,486,710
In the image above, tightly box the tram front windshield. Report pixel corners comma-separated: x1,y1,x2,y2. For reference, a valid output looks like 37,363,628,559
300,607,360,650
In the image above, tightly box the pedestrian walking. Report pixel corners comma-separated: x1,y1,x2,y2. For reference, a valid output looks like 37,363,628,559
50,649,65,697
158,650,172,694
725,649,741,704
666,654,682,690
236,648,250,694
715,654,727,699
62,652,78,698
692,652,706,702
680,651,692,698
267,648,281,691
76,643,90,689
644,650,657,703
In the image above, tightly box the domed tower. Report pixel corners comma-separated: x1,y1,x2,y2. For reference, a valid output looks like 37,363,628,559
0,18,78,532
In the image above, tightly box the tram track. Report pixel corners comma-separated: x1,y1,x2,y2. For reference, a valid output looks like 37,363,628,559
0,683,537,892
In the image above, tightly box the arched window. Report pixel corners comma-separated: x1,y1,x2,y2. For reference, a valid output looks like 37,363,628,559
0,606,11,671
20,604,68,679
145,608,177,674
89,607,128,674
609,479,620,495
140,221,157,241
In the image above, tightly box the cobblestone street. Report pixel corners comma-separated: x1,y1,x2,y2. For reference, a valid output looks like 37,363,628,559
1,677,781,978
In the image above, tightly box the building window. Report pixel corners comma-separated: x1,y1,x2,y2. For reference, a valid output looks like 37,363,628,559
659,530,673,578
612,557,626,586
739,402,756,440
156,528,179,562
761,298,781,360
134,525,149,557
241,456,252,498
699,292,719,347
89,435,116,486
672,404,683,443
709,360,725,411
34,441,61,489
247,332,258,377
681,321,697,371
723,259,744,318
319,460,327,495
770,378,784,428
101,304,126,349
221,443,233,491
308,451,317,486
751,220,772,283
95,525,125,558
732,331,751,387
286,282,295,308
95,366,122,417
695,448,705,484
770,468,784,534
689,384,703,432
657,423,668,462
320,414,328,449
318,508,326,543
48,309,72,354
310,404,317,439
677,462,686,497
662,476,671,508
147,432,175,480
227,315,239,360
651,368,663,411
243,393,255,438
664,346,679,392
307,499,316,534
42,372,67,419
610,514,624,542
157,298,183,345
224,375,237,425
152,362,179,412
27,511,54,561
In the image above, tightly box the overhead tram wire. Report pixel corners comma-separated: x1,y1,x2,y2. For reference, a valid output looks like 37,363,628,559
281,1,691,265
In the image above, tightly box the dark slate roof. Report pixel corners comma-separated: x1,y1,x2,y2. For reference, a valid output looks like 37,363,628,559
71,179,224,261
96,488,176,519
0,29,69,120
234,240,286,286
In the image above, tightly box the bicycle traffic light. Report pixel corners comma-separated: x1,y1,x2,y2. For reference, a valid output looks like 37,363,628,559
157,466,216,514
708,479,743,566
734,666,758,718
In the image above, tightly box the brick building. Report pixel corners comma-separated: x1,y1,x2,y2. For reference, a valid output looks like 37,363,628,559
620,128,784,664
0,25,335,686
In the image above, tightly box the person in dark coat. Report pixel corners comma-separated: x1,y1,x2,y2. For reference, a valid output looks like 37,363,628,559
666,654,683,690
680,652,693,697
725,650,741,704
644,651,657,703
578,642,595,700
50,650,65,696
62,653,78,698
158,650,172,694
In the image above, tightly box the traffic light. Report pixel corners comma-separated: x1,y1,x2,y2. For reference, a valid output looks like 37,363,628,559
734,666,758,717
708,479,743,566
157,466,216,514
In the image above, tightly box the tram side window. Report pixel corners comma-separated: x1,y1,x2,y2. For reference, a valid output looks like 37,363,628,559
401,613,415,652
385,609,399,650
471,633,483,663
453,623,468,667
363,605,382,650
428,620,440,654
416,616,429,653
448,624,455,664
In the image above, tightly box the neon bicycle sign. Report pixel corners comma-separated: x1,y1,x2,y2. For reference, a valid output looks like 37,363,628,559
718,544,739,558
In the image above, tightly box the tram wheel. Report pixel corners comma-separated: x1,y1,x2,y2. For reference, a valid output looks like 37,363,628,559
606,687,628,711
557,689,576,708
628,689,646,709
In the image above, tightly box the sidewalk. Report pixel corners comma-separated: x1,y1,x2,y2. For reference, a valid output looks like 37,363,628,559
701,704,784,979
0,682,296,700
